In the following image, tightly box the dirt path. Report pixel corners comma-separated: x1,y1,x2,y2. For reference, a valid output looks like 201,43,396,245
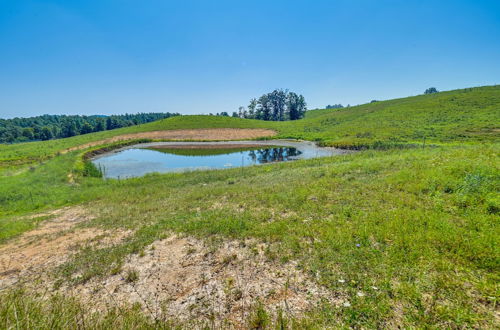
65,128,277,152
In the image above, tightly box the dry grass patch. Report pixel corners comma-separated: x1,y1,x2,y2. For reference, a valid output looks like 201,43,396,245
65,128,277,152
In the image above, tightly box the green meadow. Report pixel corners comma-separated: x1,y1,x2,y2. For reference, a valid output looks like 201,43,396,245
2,85,498,167
0,86,499,328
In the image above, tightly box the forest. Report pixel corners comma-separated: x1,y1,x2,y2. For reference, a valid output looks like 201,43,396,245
0,112,179,143
1,90,306,144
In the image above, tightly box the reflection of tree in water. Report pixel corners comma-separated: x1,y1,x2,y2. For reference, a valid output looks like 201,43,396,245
247,147,301,163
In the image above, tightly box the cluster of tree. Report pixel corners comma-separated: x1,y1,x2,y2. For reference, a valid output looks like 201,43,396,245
235,89,307,121
0,112,179,143
208,112,232,117
247,147,301,163
424,87,439,94
325,104,344,109
207,112,242,118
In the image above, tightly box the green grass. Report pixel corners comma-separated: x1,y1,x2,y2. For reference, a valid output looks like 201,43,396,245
1,85,498,166
0,116,271,167
0,289,174,329
0,85,499,328
281,85,500,148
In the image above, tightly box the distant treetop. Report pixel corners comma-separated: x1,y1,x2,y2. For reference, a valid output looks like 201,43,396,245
424,87,439,94
326,104,344,109
235,89,307,121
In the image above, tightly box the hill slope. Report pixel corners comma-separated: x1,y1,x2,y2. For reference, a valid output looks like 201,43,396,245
0,86,498,328
1,85,498,166
280,85,500,147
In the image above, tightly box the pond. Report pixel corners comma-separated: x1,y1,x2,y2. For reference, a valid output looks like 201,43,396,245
91,140,346,179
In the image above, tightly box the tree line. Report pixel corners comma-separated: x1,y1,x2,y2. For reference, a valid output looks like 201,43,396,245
325,104,344,109
233,89,307,121
0,112,179,143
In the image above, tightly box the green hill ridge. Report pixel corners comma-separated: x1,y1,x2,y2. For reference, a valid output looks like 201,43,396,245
1,85,498,166
0,85,498,328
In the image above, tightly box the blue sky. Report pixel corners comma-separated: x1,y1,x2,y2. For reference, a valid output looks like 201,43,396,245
0,0,499,118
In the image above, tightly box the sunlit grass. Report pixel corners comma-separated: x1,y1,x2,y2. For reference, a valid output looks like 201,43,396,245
1,85,498,166
0,85,498,327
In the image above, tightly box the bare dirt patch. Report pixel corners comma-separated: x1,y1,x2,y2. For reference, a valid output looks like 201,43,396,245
66,128,277,152
0,207,130,290
60,235,342,327
149,143,268,150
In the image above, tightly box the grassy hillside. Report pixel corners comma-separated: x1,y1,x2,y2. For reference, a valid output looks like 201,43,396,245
1,85,498,166
283,85,500,148
0,116,271,166
0,86,498,328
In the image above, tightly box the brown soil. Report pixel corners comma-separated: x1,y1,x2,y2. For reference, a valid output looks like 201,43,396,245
0,207,130,289
149,143,269,150
1,206,341,327
65,128,277,152
60,235,342,327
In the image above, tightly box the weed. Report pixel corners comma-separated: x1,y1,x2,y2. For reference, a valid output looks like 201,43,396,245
125,269,139,283
248,301,270,329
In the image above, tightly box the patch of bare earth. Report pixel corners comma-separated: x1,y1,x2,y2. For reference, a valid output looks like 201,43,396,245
0,206,130,290
61,235,342,327
149,143,268,150
65,128,277,152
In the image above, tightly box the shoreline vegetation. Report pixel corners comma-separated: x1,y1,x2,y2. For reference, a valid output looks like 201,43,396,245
0,85,499,328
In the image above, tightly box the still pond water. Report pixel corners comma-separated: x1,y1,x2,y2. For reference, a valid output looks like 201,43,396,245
92,140,345,179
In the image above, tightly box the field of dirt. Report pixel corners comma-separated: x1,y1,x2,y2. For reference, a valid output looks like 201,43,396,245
66,128,277,152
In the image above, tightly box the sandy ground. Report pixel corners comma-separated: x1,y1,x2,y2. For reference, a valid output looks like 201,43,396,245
1,205,341,327
61,236,341,327
66,128,277,152
0,207,130,289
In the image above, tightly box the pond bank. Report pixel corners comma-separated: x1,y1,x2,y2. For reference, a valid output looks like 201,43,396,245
91,140,350,179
